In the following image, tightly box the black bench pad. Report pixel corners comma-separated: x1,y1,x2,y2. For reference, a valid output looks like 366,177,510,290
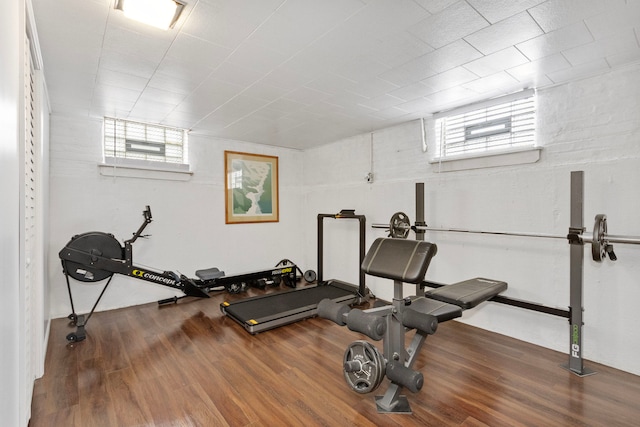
409,297,462,323
425,278,507,310
362,238,437,284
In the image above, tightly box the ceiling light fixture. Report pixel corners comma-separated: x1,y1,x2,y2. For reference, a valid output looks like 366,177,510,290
114,0,185,30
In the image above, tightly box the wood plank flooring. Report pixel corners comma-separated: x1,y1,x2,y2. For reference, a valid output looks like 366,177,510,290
31,286,640,426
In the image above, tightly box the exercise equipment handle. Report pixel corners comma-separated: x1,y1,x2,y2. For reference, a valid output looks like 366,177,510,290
126,206,154,244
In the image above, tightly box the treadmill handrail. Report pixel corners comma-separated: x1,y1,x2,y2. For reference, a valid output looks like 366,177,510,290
317,212,367,297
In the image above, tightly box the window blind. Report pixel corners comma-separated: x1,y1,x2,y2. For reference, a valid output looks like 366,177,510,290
104,117,187,164
435,92,536,158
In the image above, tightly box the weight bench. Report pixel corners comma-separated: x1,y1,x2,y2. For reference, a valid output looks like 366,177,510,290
318,237,507,414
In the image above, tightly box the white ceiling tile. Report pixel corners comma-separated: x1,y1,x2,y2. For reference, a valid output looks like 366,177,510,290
129,101,176,123
203,95,271,124
364,31,434,69
137,87,187,107
162,110,205,130
516,22,594,61
378,60,437,87
305,74,358,96
345,77,399,99
96,69,148,92
102,25,173,64
174,78,243,115
165,34,232,70
264,97,309,115
309,27,385,65
585,2,640,40
466,0,545,24
378,39,481,86
147,73,202,96
420,39,484,74
99,49,158,79
465,12,544,55
283,86,333,106
180,0,282,50
225,40,289,75
248,13,327,57
302,101,349,116
209,62,265,88
461,71,521,94
396,96,440,113
153,56,213,87
563,29,639,67
528,0,626,33
275,0,366,28
92,82,141,104
335,57,392,83
420,66,480,93
240,83,291,103
546,58,610,85
357,94,405,111
323,91,370,110
259,67,316,92
346,0,431,36
463,47,529,77
408,1,489,49
506,53,571,82
411,0,457,14
388,82,435,101
368,106,415,120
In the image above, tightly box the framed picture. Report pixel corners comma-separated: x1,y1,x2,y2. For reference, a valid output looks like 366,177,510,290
225,151,279,224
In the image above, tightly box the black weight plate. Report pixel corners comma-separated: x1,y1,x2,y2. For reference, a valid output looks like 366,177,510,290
592,214,607,262
303,269,317,283
343,340,385,394
61,232,123,282
390,212,410,239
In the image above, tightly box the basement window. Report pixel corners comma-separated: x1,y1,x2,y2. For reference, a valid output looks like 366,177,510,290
430,89,540,171
100,117,192,180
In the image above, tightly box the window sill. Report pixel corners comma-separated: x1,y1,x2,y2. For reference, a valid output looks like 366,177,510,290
429,147,541,173
99,158,193,181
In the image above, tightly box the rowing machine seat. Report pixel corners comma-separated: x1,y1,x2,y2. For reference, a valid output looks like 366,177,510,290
195,267,225,281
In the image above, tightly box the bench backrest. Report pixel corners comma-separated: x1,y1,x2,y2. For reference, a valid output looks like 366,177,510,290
361,238,437,284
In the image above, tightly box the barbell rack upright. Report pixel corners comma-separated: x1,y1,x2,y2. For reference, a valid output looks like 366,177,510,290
564,171,596,376
415,182,426,296
377,172,605,377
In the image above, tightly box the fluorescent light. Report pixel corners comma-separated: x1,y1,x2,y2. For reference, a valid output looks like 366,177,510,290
115,0,185,30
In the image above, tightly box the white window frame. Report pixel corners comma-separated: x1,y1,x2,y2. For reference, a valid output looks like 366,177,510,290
429,89,541,172
99,117,192,180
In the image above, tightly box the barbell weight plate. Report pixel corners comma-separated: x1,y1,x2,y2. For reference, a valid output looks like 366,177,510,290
303,269,317,283
592,214,607,262
389,212,411,239
343,340,386,394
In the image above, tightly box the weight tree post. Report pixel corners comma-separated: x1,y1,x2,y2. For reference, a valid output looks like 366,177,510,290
564,171,596,376
415,183,426,296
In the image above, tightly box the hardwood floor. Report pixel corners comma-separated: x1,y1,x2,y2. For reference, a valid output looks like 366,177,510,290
31,286,640,426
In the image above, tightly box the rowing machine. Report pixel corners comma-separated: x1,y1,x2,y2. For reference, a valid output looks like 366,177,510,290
59,206,299,342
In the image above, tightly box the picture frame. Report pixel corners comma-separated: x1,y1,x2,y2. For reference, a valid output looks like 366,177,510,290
225,151,279,224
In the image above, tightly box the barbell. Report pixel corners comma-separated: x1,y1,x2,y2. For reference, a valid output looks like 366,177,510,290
373,212,640,262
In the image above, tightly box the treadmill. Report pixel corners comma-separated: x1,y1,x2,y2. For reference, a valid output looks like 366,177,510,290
220,210,371,334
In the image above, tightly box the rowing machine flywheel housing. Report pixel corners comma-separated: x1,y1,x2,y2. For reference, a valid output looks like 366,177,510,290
60,232,124,282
